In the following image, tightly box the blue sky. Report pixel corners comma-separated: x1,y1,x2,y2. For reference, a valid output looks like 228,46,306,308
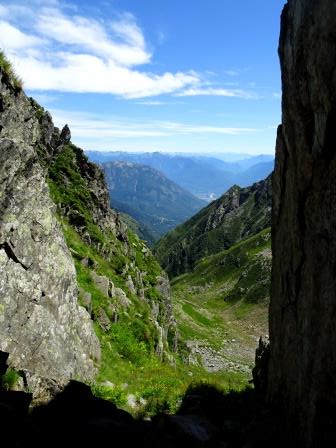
0,0,286,155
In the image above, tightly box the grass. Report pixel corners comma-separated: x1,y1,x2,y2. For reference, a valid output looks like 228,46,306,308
92,352,249,416
182,302,213,326
1,368,21,390
171,228,271,376
0,51,23,90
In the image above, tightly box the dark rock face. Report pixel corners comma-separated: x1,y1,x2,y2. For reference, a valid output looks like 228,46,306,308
252,336,270,396
268,1,336,445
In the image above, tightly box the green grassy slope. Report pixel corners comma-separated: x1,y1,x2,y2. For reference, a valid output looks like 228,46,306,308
154,176,271,278
171,228,271,375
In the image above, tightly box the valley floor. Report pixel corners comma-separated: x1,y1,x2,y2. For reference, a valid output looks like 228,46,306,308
173,288,268,374
171,229,271,377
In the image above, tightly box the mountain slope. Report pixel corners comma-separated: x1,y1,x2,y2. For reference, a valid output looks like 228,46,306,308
172,228,271,373
235,161,274,187
154,175,272,277
87,150,274,200
119,211,157,247
0,64,179,401
102,161,206,241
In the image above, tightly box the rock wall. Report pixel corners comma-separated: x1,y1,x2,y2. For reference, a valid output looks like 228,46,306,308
268,1,336,445
0,69,100,382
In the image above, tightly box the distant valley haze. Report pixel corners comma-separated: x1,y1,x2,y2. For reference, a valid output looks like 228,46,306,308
87,151,274,244
87,150,274,201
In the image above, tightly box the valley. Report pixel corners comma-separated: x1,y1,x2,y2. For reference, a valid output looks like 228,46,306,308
87,150,274,201
0,0,334,444
172,228,270,376
101,160,206,243
0,58,265,417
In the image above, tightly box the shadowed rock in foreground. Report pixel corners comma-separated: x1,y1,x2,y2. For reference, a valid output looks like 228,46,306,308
0,350,285,448
268,0,336,446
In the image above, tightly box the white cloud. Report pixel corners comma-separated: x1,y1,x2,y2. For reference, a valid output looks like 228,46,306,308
15,52,198,97
0,3,200,98
35,9,150,66
176,87,258,99
0,2,260,100
110,12,145,49
0,21,42,50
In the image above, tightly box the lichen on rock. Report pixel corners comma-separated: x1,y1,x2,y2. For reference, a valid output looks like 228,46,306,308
0,68,100,389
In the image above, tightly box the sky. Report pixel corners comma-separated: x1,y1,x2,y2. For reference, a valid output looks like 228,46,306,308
0,0,286,155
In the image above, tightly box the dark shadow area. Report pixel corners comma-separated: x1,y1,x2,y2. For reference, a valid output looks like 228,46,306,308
0,351,288,448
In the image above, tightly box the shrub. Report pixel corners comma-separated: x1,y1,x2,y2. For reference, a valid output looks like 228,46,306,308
91,383,127,407
1,368,20,390
0,51,23,90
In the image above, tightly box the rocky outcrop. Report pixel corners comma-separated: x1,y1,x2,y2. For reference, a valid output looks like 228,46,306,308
47,127,177,362
0,69,100,385
155,175,272,278
268,1,336,445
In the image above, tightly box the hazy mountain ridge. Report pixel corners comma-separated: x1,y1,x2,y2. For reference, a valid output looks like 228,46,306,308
102,160,207,242
87,150,274,201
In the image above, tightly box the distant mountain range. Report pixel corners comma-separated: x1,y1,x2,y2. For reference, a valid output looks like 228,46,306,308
86,151,274,201
154,175,272,277
102,161,206,243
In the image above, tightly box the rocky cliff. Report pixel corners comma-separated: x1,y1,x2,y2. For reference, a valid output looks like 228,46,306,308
0,69,100,385
268,0,336,445
155,175,271,277
0,63,177,399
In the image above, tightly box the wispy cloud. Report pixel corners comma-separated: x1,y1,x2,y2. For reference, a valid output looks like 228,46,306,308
176,87,259,99
157,31,166,45
51,109,257,142
0,21,42,50
30,92,60,105
135,100,184,106
135,100,166,106
223,69,239,76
